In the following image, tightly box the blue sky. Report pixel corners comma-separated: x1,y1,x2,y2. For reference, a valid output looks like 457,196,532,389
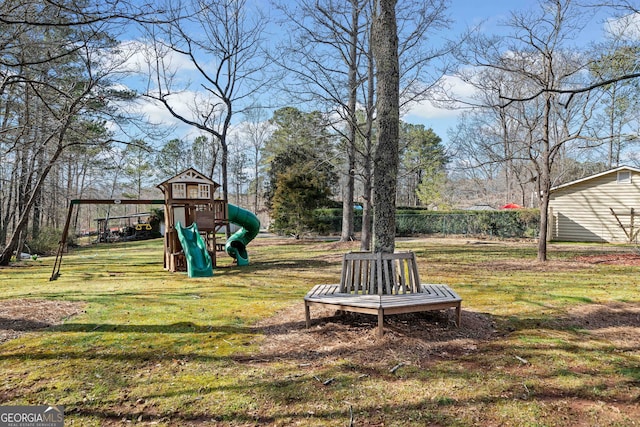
121,0,626,148
404,0,536,139
403,0,617,145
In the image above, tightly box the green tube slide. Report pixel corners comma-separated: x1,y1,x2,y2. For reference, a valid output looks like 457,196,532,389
175,222,213,278
225,204,260,266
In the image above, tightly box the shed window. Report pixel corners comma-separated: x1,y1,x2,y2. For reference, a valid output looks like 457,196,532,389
617,171,631,184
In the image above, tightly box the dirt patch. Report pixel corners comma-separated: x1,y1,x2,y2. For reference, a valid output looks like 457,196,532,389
482,259,592,272
481,251,640,271
3,296,638,359
0,299,86,344
567,301,640,328
575,253,640,265
564,302,640,349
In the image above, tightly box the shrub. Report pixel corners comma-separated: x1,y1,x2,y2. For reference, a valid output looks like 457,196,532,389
313,208,363,235
311,208,540,239
26,228,75,255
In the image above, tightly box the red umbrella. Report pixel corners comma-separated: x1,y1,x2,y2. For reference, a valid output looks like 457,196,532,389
500,203,522,209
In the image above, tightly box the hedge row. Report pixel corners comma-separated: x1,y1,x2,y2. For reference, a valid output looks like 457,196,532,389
313,208,540,238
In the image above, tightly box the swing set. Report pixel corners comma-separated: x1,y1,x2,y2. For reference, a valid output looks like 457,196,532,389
49,168,260,281
49,198,165,281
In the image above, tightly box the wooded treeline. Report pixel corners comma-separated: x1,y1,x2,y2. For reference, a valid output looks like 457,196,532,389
1,0,640,263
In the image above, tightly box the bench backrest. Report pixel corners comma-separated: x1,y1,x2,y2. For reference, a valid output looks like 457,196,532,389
339,251,422,295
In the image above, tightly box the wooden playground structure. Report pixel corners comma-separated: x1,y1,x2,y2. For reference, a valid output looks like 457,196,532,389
50,168,256,280
156,168,228,273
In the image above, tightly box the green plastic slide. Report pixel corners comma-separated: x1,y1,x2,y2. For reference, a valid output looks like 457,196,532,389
225,204,260,266
175,222,213,278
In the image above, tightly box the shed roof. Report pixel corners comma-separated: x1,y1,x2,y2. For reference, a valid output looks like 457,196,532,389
550,166,640,193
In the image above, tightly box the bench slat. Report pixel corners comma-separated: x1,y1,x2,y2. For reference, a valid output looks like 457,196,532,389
383,257,391,295
410,252,421,293
369,258,375,294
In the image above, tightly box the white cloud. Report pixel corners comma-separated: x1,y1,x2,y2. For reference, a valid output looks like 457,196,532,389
103,91,206,144
605,12,640,40
405,74,477,121
115,39,199,76
135,92,198,126
406,99,462,120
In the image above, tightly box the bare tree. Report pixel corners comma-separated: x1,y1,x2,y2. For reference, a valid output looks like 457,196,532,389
489,2,640,101
358,0,452,248
274,0,369,242
461,0,596,261
142,0,271,213
242,106,272,214
589,44,640,168
450,66,541,207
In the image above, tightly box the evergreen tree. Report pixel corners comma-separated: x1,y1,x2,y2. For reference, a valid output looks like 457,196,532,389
156,139,192,180
398,123,448,206
122,140,154,200
262,107,333,162
0,0,129,265
416,165,450,209
267,146,336,237
263,107,337,236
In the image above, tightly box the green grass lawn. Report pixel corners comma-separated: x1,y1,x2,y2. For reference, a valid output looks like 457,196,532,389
0,237,638,426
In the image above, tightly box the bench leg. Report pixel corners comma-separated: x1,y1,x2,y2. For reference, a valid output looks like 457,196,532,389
377,309,384,338
305,303,311,328
455,303,461,327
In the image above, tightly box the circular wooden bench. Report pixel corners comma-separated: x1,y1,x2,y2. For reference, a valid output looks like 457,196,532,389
304,251,462,337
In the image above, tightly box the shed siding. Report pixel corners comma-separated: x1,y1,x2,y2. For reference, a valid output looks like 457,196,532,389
549,171,640,242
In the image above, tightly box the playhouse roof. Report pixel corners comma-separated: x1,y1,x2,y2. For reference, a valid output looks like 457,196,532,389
157,168,220,191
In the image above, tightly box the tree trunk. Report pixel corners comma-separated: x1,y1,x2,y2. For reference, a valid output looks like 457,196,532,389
253,145,260,214
0,142,65,265
341,2,360,243
341,173,355,241
537,93,553,262
341,104,356,242
361,151,373,251
360,28,376,252
538,186,550,262
371,0,399,254
538,156,551,262
222,141,230,239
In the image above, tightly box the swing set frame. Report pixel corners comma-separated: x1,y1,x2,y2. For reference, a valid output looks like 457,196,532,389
49,199,164,281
